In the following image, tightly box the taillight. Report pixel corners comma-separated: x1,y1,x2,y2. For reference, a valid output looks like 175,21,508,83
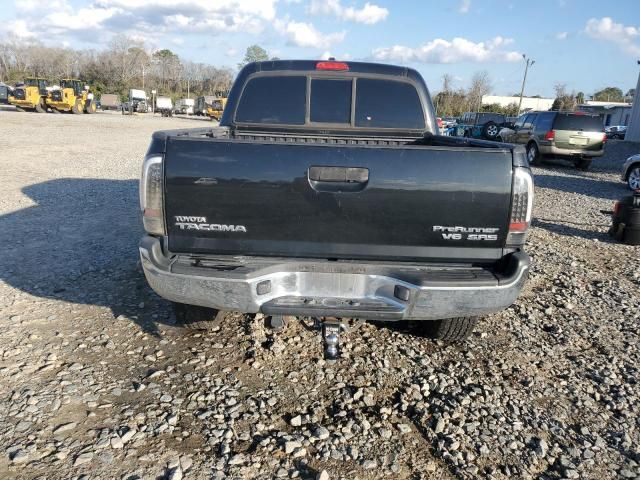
315,61,349,71
507,167,534,245
544,130,555,141
140,155,165,235
602,133,607,143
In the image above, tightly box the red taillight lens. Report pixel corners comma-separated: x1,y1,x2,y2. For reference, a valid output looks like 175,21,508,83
544,130,555,141
602,133,607,143
316,61,349,71
613,201,620,215
508,221,528,232
437,117,443,128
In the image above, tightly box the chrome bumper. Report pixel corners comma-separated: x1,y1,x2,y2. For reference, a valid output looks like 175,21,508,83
140,236,529,321
541,145,604,158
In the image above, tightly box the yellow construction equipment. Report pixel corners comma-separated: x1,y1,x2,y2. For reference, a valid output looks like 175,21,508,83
206,97,227,121
9,78,48,112
47,79,96,114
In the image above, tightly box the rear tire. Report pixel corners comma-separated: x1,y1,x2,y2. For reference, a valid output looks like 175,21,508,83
526,142,539,165
173,302,223,331
627,166,640,190
422,317,478,342
482,121,499,140
576,158,592,171
85,100,96,114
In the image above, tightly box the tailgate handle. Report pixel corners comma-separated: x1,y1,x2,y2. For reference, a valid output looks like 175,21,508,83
308,166,369,183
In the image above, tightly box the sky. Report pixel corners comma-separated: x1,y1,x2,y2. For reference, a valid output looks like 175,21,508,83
1,0,639,98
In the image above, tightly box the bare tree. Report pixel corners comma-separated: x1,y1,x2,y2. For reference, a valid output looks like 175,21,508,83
0,37,235,100
468,71,491,112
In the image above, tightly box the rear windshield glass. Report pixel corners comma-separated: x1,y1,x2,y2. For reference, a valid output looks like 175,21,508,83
355,78,424,129
553,113,603,132
477,113,505,124
235,76,306,125
310,79,352,123
534,112,555,132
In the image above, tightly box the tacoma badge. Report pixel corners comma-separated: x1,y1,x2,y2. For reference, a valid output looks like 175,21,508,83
175,216,247,232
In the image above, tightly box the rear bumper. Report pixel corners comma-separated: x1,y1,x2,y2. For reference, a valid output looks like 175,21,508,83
540,145,604,158
139,236,530,321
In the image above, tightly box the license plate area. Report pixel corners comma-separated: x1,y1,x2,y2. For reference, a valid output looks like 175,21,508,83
570,136,588,146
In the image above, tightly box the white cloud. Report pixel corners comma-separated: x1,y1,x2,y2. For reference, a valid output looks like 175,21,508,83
584,17,640,56
458,0,471,14
372,36,521,64
1,0,278,43
555,31,568,40
275,19,345,48
309,0,388,25
2,20,36,38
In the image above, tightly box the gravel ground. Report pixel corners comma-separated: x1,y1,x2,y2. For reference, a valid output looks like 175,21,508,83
0,107,639,480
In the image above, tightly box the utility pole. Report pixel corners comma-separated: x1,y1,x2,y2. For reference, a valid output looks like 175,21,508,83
517,54,535,115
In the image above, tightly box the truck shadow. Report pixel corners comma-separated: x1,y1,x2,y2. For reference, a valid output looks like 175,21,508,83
533,170,624,202
0,178,171,335
532,218,613,242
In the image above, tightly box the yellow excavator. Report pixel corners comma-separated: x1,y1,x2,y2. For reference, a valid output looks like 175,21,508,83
47,79,96,114
9,77,48,112
206,97,227,121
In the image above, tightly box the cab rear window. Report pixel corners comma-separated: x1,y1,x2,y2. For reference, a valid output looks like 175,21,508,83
553,113,603,132
235,74,425,129
355,78,425,129
235,76,306,125
310,79,352,123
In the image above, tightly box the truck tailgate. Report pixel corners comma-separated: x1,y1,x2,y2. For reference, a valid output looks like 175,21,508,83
164,137,513,262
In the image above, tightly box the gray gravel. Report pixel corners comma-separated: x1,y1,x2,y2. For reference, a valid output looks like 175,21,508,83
0,107,639,479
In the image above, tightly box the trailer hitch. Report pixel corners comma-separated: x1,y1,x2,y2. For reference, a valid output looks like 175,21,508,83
322,318,342,361
298,317,365,361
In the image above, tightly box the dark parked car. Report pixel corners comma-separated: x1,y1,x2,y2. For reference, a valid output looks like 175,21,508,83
0,83,11,105
498,111,606,170
605,125,626,140
138,60,533,356
454,112,509,140
622,154,640,190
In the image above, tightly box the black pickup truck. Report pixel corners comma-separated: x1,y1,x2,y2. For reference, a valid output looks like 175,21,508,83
139,60,533,355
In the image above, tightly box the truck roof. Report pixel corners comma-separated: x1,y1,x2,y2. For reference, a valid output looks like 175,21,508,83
242,59,422,79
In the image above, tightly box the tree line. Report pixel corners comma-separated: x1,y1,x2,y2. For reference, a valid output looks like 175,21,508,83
433,73,636,117
0,35,237,101
2,38,635,110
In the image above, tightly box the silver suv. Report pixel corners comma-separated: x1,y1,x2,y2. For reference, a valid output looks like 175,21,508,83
498,111,606,170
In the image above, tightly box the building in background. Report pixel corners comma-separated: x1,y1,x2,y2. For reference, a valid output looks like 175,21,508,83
625,67,640,142
482,95,554,112
578,101,633,127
